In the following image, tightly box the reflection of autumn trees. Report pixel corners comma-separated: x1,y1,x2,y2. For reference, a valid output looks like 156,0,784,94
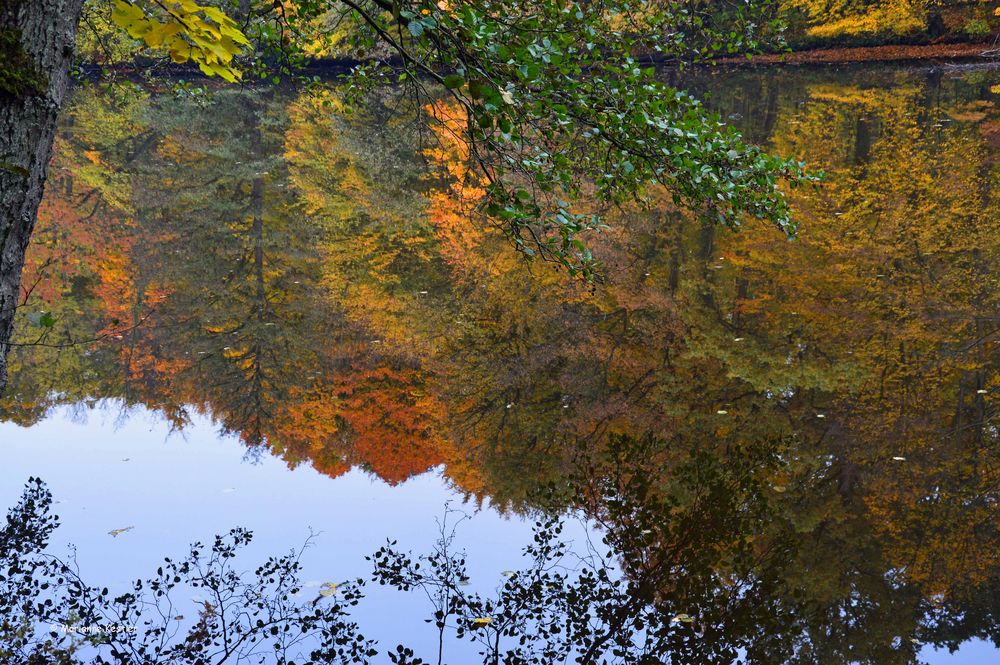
5,87,451,485
0,87,158,424
372,69,1000,656
278,89,453,483
3,67,1000,659
683,69,1000,599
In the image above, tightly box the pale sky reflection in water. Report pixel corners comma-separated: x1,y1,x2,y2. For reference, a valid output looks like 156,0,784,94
1,407,994,663
1,406,590,660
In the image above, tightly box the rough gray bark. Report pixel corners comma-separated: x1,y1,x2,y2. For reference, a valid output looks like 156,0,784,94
0,0,84,392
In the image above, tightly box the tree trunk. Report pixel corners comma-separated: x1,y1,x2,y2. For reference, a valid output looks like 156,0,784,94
0,0,83,392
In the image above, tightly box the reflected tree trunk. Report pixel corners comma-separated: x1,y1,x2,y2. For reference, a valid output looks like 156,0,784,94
852,116,872,166
0,1,83,392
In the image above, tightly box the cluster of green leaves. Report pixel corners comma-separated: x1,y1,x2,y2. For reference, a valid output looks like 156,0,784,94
333,0,814,277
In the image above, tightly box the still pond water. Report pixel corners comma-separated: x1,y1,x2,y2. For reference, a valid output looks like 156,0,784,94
2,62,999,663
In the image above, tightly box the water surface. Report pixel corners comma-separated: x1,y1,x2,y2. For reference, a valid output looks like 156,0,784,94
2,61,999,663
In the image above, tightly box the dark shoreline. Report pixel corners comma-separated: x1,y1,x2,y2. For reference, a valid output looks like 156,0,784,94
73,39,999,82
293,40,1000,72
718,40,998,66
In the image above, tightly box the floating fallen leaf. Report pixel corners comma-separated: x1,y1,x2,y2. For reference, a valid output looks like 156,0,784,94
108,526,134,537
